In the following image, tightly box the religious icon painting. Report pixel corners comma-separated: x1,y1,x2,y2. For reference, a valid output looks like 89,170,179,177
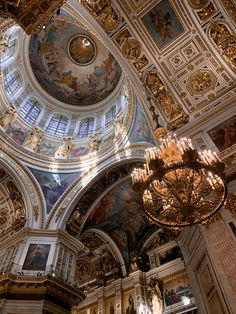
141,0,185,50
123,290,137,314
22,244,51,271
105,297,116,314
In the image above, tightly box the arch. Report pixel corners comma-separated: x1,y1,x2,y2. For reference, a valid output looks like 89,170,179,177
0,148,45,229
47,147,149,229
81,228,127,277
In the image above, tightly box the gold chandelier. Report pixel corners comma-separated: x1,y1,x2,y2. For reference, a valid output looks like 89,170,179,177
131,127,227,230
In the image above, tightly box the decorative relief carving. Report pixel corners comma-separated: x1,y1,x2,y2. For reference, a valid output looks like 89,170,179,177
197,2,216,21
187,0,209,10
0,106,18,128
221,0,236,24
89,132,102,152
143,70,189,129
187,70,216,95
24,127,44,151
81,0,122,34
122,38,142,61
0,179,26,236
210,21,236,71
55,137,74,158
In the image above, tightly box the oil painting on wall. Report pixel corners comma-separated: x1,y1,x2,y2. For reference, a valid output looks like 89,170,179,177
22,244,50,271
29,19,122,106
129,104,155,145
84,178,150,267
208,114,236,151
164,273,193,307
28,168,80,213
123,291,137,314
106,297,116,314
36,139,60,157
142,0,185,50
5,125,27,145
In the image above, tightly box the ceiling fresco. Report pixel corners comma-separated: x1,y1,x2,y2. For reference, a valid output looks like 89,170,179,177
142,0,185,50
29,18,122,106
83,178,151,268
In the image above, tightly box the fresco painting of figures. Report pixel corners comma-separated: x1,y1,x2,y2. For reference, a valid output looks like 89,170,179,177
208,114,236,151
84,178,150,267
28,168,80,213
142,0,185,49
29,19,122,106
129,104,155,145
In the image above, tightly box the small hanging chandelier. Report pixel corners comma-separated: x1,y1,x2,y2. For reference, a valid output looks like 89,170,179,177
131,126,227,230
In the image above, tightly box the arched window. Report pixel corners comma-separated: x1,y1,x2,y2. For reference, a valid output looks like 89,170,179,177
0,39,17,64
3,70,22,98
105,106,116,128
78,117,95,138
46,114,68,137
19,98,42,125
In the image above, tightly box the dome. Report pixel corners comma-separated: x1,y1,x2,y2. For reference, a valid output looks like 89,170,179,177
29,18,122,106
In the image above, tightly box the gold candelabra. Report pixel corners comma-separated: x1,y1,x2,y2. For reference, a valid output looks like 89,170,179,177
132,127,227,230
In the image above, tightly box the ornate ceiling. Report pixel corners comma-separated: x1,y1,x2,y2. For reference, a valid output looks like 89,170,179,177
0,1,235,309
29,18,122,106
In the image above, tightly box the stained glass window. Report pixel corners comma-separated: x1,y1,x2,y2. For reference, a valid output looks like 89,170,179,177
19,99,42,125
0,39,16,64
3,71,22,98
105,106,116,128
46,114,68,137
78,117,95,138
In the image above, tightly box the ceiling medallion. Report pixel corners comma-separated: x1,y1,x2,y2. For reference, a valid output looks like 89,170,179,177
131,126,227,231
68,35,97,66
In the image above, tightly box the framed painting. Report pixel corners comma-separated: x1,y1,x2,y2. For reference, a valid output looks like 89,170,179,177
106,297,116,314
142,0,185,50
22,244,51,271
123,290,137,314
208,114,236,151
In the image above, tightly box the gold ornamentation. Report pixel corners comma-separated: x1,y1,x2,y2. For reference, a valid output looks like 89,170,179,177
197,2,216,21
81,0,121,33
24,127,44,151
187,70,215,95
221,35,236,70
221,0,236,24
0,105,18,128
55,137,74,158
187,0,209,10
144,70,188,129
210,22,231,46
68,35,96,66
122,38,142,61
133,55,149,71
210,22,236,71
131,131,227,229
0,0,65,35
225,192,236,215
89,132,102,152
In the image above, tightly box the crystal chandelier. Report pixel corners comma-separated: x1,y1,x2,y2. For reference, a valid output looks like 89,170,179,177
131,127,227,230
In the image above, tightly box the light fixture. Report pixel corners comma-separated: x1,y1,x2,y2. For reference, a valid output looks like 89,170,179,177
131,126,227,230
